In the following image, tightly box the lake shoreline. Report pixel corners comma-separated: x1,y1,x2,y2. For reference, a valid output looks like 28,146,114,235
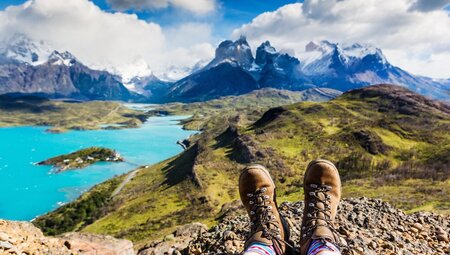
0,114,197,221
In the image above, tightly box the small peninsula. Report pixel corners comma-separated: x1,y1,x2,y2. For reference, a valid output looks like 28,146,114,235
38,147,124,173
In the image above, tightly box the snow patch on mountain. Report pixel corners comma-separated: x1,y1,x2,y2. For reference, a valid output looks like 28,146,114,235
0,34,53,65
48,51,77,66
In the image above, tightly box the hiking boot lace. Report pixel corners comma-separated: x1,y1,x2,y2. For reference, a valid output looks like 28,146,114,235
301,184,340,244
247,188,293,249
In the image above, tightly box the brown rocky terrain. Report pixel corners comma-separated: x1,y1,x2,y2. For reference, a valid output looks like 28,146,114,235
0,220,134,255
130,197,449,255
186,198,449,255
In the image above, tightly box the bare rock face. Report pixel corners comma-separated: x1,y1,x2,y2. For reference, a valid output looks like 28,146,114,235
0,220,71,254
60,233,134,255
138,223,207,255
0,220,134,255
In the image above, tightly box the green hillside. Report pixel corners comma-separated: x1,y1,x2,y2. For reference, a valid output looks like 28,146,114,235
150,87,341,130
33,84,450,248
0,95,146,132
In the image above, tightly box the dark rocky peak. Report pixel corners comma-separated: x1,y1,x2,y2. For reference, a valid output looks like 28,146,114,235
255,41,277,65
207,35,254,69
256,41,300,71
47,50,78,66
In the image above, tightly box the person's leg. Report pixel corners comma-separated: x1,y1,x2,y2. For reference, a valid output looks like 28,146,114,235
239,165,293,255
306,239,340,255
243,242,276,255
299,159,342,255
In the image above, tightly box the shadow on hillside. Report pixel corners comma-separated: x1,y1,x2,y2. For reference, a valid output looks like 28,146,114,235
161,144,199,189
0,95,61,113
213,126,249,164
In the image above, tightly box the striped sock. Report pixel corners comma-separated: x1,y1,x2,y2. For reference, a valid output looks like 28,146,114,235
307,239,341,255
244,242,276,255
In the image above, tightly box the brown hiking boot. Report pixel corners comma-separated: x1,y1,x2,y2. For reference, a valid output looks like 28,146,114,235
239,165,294,255
300,159,341,255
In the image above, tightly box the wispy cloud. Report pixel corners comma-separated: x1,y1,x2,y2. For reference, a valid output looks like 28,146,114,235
106,0,217,15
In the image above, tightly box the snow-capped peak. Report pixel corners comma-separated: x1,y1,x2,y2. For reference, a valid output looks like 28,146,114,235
48,50,77,66
259,41,277,54
0,33,53,65
206,36,254,69
305,41,335,54
299,40,389,75
341,43,384,60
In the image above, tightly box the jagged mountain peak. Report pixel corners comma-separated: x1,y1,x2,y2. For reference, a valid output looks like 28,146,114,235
300,39,391,78
255,41,278,66
0,33,53,65
47,50,77,66
304,40,387,63
305,40,335,53
206,36,254,69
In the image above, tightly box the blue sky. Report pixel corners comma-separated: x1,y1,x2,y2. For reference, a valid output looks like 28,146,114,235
0,0,449,78
0,0,301,37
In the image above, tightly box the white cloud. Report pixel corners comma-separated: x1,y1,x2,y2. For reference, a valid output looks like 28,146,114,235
106,0,216,15
232,0,450,78
0,0,215,78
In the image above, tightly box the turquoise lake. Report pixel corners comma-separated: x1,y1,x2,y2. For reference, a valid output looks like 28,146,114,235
0,116,196,221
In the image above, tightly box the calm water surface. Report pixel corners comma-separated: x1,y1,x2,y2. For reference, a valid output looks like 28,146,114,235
0,115,196,220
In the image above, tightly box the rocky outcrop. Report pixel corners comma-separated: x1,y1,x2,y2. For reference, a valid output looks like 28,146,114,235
60,232,134,255
0,220,134,255
187,198,449,255
138,223,207,255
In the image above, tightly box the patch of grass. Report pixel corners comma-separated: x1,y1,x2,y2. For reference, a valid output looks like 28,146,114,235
0,97,145,131
33,175,125,235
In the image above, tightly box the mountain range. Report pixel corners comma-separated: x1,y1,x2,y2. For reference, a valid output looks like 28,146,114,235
160,37,449,102
0,34,449,102
0,34,138,101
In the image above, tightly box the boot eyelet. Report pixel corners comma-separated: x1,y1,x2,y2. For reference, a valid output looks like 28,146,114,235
264,195,269,199
249,201,254,204
309,192,314,195
267,206,272,210
250,211,255,215
247,193,253,197
261,187,267,192
310,184,318,188
309,203,314,207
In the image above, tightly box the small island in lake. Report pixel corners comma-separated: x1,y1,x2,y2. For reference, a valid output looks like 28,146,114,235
38,147,124,173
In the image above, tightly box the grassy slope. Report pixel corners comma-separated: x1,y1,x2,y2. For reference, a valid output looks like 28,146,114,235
150,88,340,130
34,85,450,248
0,96,145,132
